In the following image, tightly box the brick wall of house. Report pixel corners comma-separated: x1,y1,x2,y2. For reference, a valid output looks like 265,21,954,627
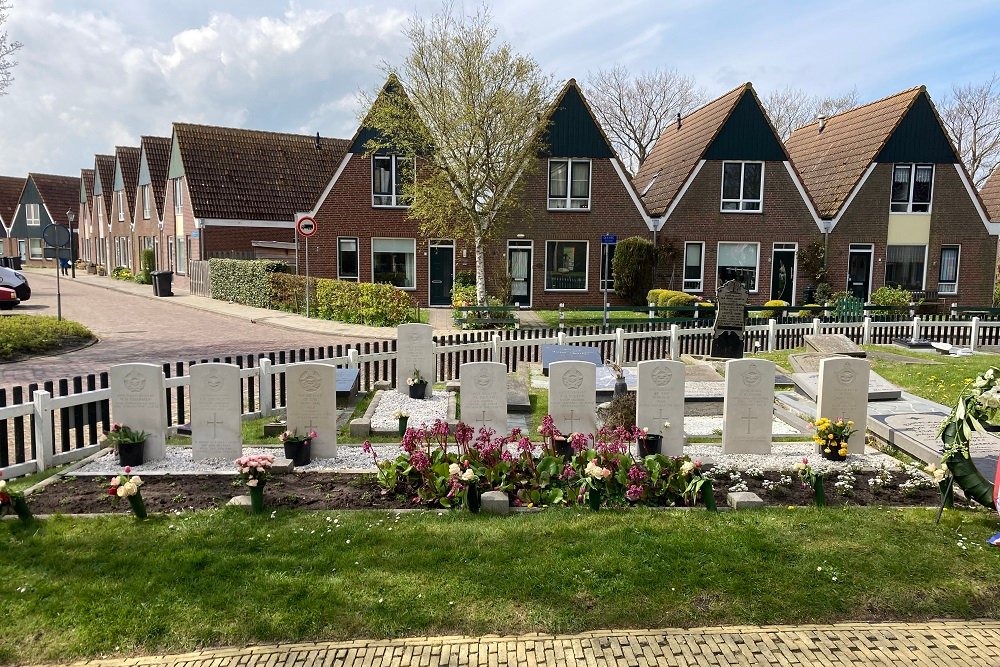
203,226,296,255
659,160,821,305
132,185,160,270
161,175,197,290
109,187,134,271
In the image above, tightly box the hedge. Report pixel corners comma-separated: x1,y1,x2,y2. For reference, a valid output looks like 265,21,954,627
209,259,286,308
612,236,655,304
314,279,412,327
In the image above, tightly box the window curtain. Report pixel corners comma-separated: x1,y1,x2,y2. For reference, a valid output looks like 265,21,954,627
549,162,568,198
511,250,529,280
570,162,589,197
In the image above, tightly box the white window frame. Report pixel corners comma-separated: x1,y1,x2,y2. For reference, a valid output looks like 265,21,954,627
682,241,705,293
543,239,589,292
371,155,413,208
720,161,764,212
716,241,761,293
117,191,124,221
97,199,104,228
175,234,186,275
938,244,960,295
884,244,928,292
890,163,934,213
28,238,43,259
547,158,592,211
337,236,360,281
142,185,150,219
371,237,416,290
25,203,40,226
173,178,184,213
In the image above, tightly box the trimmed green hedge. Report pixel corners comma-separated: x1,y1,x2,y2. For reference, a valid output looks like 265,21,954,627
314,279,412,326
209,259,286,308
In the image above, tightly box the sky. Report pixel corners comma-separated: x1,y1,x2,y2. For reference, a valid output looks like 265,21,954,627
1,0,998,177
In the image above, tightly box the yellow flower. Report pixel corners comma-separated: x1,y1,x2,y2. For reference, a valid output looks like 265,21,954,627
836,420,844,426
847,420,854,427
838,448,848,457
828,433,834,439
824,447,831,453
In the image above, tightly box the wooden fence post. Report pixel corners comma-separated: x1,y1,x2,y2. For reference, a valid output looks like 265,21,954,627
559,303,565,330
32,389,53,472
670,324,680,361
615,328,625,365
258,359,273,418
558,331,567,346
648,302,655,320
912,316,921,342
812,318,821,336
863,317,872,345
971,316,981,352
492,335,502,362
767,319,777,352
348,349,360,368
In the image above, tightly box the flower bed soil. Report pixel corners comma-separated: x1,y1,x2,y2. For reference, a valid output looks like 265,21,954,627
22,467,944,515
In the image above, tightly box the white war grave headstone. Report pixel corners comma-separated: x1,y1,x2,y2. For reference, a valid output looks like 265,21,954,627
109,363,168,461
636,359,685,456
285,362,338,458
397,323,434,398
548,360,597,436
815,356,870,456
189,363,242,461
459,362,508,435
722,358,775,454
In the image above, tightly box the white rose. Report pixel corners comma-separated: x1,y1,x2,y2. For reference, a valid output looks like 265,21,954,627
461,469,476,482
130,476,143,487
0,480,6,492
975,376,989,388
247,478,259,487
123,482,137,496
680,461,695,475
449,463,461,477
116,486,126,498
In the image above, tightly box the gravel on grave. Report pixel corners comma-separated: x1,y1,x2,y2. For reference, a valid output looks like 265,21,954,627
684,442,900,472
684,416,799,436
370,390,449,431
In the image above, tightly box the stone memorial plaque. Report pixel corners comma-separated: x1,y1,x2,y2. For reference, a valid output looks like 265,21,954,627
636,360,685,456
189,363,242,461
286,362,338,458
459,362,508,435
791,371,901,402
711,280,747,359
815,357,869,455
336,368,360,398
396,323,434,397
804,334,866,358
722,358,775,454
110,363,168,461
540,344,602,375
548,360,597,436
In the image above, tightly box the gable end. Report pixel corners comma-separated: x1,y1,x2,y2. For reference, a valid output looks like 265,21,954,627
876,92,958,164
544,84,614,158
704,90,786,162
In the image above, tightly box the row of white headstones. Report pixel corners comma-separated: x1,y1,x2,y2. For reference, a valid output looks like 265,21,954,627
108,322,872,463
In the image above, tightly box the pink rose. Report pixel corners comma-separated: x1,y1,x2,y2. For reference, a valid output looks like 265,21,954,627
123,466,131,474
308,431,317,439
802,457,809,465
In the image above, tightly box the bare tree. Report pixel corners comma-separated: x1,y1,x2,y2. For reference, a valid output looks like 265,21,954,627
584,65,706,175
940,74,1000,188
0,0,22,96
763,86,859,139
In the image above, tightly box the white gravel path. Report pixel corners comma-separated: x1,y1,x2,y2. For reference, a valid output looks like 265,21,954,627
683,442,899,472
370,390,449,431
684,415,799,436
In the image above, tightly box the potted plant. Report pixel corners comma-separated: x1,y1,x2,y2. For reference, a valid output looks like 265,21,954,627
235,453,275,514
394,410,409,436
795,457,825,506
100,423,150,467
0,474,32,523
450,463,481,513
638,420,669,457
605,359,628,397
279,429,315,466
937,367,1000,509
106,467,146,519
811,416,856,461
406,368,428,399
86,262,97,274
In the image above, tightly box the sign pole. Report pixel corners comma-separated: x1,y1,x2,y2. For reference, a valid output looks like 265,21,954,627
602,243,608,326
305,236,310,319
55,246,62,321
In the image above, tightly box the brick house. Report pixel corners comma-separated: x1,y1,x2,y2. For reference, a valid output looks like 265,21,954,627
109,145,141,272
162,123,346,289
7,173,80,267
132,135,171,271
786,86,998,305
300,78,652,309
633,83,822,305
91,154,115,271
0,176,26,258
980,165,1000,285
77,169,94,264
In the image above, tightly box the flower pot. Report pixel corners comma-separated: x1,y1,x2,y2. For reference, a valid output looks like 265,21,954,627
638,434,662,457
127,490,147,520
283,439,311,467
587,486,603,511
820,442,848,462
249,484,265,514
466,481,481,514
398,417,409,436
554,436,573,461
117,440,145,467
408,380,428,399
813,475,826,507
613,379,628,398
702,480,717,511
11,495,32,523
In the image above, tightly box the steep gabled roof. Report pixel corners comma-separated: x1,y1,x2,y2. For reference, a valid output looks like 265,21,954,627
29,173,81,225
114,145,141,214
140,135,171,219
79,168,94,224
981,165,1000,222
93,154,116,214
785,87,923,219
0,176,26,227
174,123,350,220
633,83,749,217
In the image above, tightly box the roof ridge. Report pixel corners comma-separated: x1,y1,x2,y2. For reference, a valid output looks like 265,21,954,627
791,85,925,132
173,122,350,143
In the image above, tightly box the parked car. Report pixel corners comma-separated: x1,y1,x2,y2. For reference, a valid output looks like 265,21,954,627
0,285,19,310
0,266,30,301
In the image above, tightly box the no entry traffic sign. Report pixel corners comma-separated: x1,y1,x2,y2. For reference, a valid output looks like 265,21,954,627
296,216,318,238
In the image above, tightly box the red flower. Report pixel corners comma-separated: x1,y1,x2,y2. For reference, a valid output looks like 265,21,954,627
107,488,117,496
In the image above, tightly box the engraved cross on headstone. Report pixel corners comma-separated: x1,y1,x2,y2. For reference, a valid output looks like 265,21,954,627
741,407,758,434
207,413,224,438
565,409,580,434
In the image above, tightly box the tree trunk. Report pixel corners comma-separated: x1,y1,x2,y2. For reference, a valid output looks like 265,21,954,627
475,235,487,306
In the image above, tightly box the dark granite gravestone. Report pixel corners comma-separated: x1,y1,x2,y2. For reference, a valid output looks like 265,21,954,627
540,344,603,376
710,280,748,358
336,368,360,399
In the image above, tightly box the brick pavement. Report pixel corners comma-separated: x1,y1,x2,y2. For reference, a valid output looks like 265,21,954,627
49,621,1000,667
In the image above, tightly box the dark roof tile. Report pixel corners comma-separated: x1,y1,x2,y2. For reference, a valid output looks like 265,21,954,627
30,173,81,225
0,176,26,226
141,136,171,219
981,165,1000,221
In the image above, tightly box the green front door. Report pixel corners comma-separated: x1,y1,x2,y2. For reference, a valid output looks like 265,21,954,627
429,243,454,306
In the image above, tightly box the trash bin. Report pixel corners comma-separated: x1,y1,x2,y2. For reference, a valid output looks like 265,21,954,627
5,256,22,270
151,271,173,297
0,257,10,268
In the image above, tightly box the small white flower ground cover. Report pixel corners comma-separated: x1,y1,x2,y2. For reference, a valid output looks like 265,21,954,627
370,390,449,431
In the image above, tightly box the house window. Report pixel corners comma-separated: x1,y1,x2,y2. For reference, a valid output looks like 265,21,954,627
167,236,175,271
28,238,43,259
338,237,359,281
142,185,150,219
599,240,616,291
938,245,960,295
683,242,705,292
18,240,26,261
173,178,184,213
117,191,124,221
175,235,186,275
372,155,413,207
548,159,591,210
890,164,933,213
97,200,104,226
721,161,763,211
717,241,760,292
545,240,588,290
885,245,926,291
26,203,40,226
372,238,415,288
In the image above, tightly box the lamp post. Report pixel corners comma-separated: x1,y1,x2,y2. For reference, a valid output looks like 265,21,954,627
66,210,76,278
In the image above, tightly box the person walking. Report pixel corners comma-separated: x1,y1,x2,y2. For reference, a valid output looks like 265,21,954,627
60,258,71,276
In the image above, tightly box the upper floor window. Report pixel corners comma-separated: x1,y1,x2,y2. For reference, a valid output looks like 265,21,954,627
372,155,413,207
548,159,591,210
117,191,124,221
97,199,104,225
25,203,40,226
721,161,763,212
142,185,151,219
890,164,933,213
173,178,184,213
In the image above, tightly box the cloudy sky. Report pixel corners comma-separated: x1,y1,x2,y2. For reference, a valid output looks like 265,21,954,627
1,0,998,176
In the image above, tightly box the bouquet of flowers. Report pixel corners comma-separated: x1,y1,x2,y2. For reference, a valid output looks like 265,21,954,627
235,453,275,487
0,472,32,522
279,429,316,445
811,416,856,459
106,466,147,518
405,368,426,387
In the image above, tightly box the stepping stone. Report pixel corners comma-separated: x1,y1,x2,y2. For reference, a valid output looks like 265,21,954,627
228,495,251,507
727,492,765,509
507,366,531,413
481,490,511,515
272,458,294,473
804,334,865,357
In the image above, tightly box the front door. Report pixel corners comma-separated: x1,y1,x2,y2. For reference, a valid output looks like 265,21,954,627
429,242,454,306
508,244,532,307
770,246,796,303
847,246,873,302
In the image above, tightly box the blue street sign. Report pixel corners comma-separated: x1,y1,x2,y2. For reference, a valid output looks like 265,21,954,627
601,234,617,244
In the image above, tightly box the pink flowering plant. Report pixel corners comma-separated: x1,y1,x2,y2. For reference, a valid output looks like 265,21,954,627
234,453,276,487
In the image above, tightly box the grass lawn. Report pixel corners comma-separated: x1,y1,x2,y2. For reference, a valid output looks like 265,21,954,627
2,507,999,664
535,309,651,328
0,315,93,360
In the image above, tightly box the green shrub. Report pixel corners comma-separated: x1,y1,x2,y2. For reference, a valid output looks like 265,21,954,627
268,273,317,313
797,304,821,318
451,283,477,308
758,299,789,319
653,289,693,317
111,266,132,281
134,249,155,284
0,315,93,360
454,270,475,288
870,285,912,315
612,236,656,305
314,279,413,326
209,259,287,308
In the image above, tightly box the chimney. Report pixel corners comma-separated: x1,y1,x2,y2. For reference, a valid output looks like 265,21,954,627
315,132,322,151
816,115,826,132
676,112,682,130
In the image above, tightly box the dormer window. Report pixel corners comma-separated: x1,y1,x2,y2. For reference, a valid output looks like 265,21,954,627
721,161,763,212
891,164,933,213
548,159,591,210
372,155,413,207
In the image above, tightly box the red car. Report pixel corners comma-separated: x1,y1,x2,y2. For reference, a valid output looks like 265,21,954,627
0,285,19,310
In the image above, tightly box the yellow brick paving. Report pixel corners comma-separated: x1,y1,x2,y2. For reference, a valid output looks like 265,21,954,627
39,621,1000,667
